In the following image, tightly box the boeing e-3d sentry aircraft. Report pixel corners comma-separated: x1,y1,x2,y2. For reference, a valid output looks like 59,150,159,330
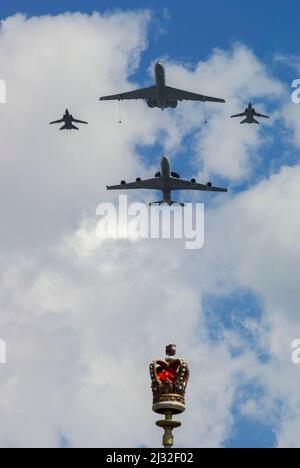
100,62,225,110
231,102,270,124
49,109,88,130
107,156,228,206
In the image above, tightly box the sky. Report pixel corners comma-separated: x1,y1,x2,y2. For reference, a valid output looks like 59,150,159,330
0,0,300,448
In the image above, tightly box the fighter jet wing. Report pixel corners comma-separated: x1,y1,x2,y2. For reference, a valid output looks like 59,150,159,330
231,112,246,118
72,118,88,124
100,86,157,101
169,178,228,192
107,178,162,191
253,112,269,119
49,119,64,124
164,86,225,103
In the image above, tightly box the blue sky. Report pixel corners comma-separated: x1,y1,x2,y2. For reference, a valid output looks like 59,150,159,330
2,0,300,61
0,0,299,449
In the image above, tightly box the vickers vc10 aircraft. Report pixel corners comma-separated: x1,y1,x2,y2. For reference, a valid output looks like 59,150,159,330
231,102,270,124
107,156,228,206
100,62,225,110
49,109,88,130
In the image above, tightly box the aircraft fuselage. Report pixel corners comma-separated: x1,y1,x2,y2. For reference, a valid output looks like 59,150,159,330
63,111,75,129
245,106,256,123
147,63,178,110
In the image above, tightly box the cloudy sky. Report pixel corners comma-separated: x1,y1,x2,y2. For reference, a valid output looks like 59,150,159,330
0,0,300,448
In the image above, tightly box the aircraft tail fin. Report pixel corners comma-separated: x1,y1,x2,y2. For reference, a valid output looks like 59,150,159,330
240,118,248,124
253,118,260,125
60,125,67,130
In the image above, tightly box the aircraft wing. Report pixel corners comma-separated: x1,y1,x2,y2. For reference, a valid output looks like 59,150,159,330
72,118,88,124
107,178,162,191
165,86,225,103
100,86,157,101
49,119,64,124
231,112,246,118
169,178,228,192
254,112,269,119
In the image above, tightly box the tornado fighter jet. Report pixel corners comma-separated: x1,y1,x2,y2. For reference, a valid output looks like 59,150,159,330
49,109,88,130
231,102,270,124
100,62,225,110
107,156,228,206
